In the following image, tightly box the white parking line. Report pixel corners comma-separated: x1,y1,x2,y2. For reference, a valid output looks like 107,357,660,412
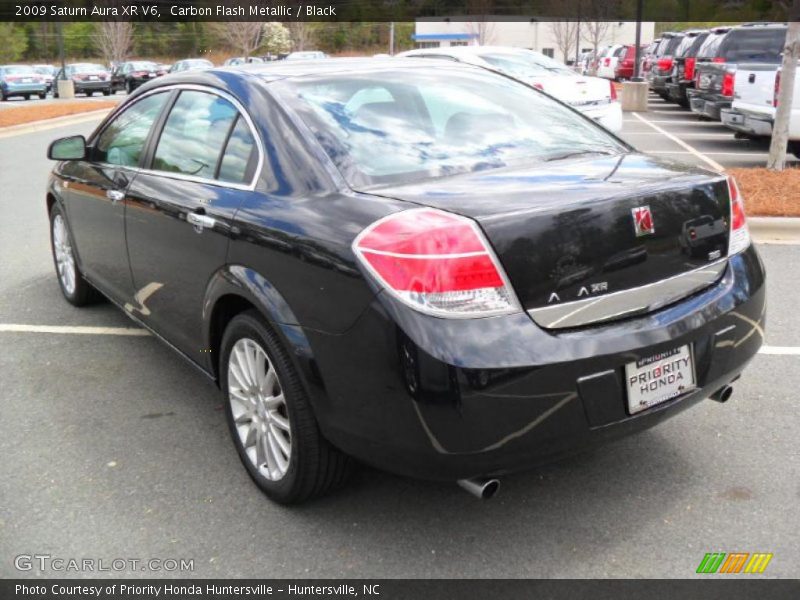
631,112,724,172
759,346,800,355
646,151,773,157
622,119,726,126
0,324,149,336
623,132,734,138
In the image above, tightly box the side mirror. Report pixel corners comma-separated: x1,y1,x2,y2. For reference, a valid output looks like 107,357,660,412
48,135,87,161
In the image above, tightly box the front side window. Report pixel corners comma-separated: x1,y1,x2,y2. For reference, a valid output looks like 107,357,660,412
276,68,626,188
152,90,238,180
94,93,169,167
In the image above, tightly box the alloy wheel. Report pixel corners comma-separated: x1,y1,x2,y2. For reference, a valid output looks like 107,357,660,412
227,338,292,481
52,214,76,295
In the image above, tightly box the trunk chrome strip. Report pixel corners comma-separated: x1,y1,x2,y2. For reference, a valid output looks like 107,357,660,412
528,260,728,329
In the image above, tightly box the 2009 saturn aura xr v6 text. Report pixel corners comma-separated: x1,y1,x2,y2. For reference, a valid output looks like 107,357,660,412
46,59,765,503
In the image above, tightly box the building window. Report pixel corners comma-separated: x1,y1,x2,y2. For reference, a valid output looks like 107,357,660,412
450,41,469,47
542,48,555,58
416,41,440,49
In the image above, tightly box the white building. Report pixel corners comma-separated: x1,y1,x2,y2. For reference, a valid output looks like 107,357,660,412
413,20,656,62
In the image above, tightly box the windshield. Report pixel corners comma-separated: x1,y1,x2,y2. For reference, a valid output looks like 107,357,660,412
130,62,156,70
479,53,553,78
276,68,626,188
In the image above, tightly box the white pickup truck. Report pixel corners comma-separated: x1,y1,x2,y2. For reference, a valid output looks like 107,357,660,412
721,62,800,157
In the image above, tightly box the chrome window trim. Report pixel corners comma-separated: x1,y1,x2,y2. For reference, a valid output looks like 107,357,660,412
92,83,264,192
528,259,729,329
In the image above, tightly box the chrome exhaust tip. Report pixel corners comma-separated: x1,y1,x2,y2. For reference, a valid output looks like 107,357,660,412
457,477,500,500
710,385,733,403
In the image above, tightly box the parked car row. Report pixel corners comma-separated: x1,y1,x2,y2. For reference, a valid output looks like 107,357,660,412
1,52,330,101
642,22,797,157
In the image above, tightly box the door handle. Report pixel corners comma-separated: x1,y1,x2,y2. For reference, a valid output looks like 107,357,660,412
187,212,216,230
106,189,125,203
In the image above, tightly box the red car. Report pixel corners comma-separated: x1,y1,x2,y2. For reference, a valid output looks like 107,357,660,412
614,45,646,80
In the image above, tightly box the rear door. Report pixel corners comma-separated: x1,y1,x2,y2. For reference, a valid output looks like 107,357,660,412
60,91,171,303
124,87,261,363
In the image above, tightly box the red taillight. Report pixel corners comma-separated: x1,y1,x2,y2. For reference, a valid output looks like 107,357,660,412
712,57,725,63
353,209,520,317
727,176,750,255
532,82,544,91
604,58,611,66
684,57,696,80
774,69,781,107
721,71,734,97
657,57,673,72
609,80,618,101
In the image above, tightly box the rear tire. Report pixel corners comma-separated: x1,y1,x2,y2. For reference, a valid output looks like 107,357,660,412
86,90,93,97
23,94,30,101
126,81,133,94
49,205,96,307
789,141,800,159
38,92,45,100
102,89,111,96
220,310,353,504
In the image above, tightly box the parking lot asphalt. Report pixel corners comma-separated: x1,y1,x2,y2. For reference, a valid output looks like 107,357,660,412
619,93,800,171
1,116,798,579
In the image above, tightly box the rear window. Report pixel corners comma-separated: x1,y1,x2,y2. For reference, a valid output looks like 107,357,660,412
718,27,787,63
684,32,710,57
663,36,685,56
697,33,726,58
275,68,626,188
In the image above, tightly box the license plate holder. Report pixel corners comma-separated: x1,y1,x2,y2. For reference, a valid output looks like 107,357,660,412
625,345,696,415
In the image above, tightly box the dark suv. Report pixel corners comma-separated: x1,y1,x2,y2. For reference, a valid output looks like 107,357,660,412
647,33,684,98
689,23,787,120
665,30,710,107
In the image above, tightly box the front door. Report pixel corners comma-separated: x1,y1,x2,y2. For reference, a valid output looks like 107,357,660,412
61,91,171,303
124,89,260,362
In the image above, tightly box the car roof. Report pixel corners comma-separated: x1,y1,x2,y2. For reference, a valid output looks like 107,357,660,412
217,57,476,82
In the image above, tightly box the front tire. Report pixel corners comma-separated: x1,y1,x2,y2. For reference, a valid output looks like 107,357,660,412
49,205,95,306
220,311,352,504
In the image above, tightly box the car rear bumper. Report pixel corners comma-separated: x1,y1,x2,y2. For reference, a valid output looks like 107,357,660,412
649,74,671,91
688,92,730,120
306,246,766,481
721,108,773,137
74,81,111,92
2,83,47,96
666,82,692,102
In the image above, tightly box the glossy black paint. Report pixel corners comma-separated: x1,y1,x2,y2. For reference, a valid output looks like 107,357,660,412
47,60,766,482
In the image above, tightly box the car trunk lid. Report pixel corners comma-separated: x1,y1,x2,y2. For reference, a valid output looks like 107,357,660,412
362,153,731,328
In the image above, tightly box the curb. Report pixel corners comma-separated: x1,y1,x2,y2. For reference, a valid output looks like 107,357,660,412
0,109,113,138
749,217,800,244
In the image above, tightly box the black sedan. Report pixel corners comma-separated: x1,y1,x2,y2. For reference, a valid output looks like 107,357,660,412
111,61,165,94
45,59,765,504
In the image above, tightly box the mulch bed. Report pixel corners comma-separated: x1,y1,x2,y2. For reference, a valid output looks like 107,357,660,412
0,100,118,128
728,166,800,218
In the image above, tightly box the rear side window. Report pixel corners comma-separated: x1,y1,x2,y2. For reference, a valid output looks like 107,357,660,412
153,90,238,180
613,46,627,57
218,117,257,184
664,36,684,56
94,93,169,167
718,28,787,63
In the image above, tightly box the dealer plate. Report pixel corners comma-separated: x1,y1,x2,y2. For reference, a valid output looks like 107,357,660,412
625,345,696,415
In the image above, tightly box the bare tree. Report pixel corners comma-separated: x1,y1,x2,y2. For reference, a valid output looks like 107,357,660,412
767,1,800,171
549,22,579,64
288,22,314,52
581,22,611,64
465,0,495,45
93,22,133,65
212,22,266,58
